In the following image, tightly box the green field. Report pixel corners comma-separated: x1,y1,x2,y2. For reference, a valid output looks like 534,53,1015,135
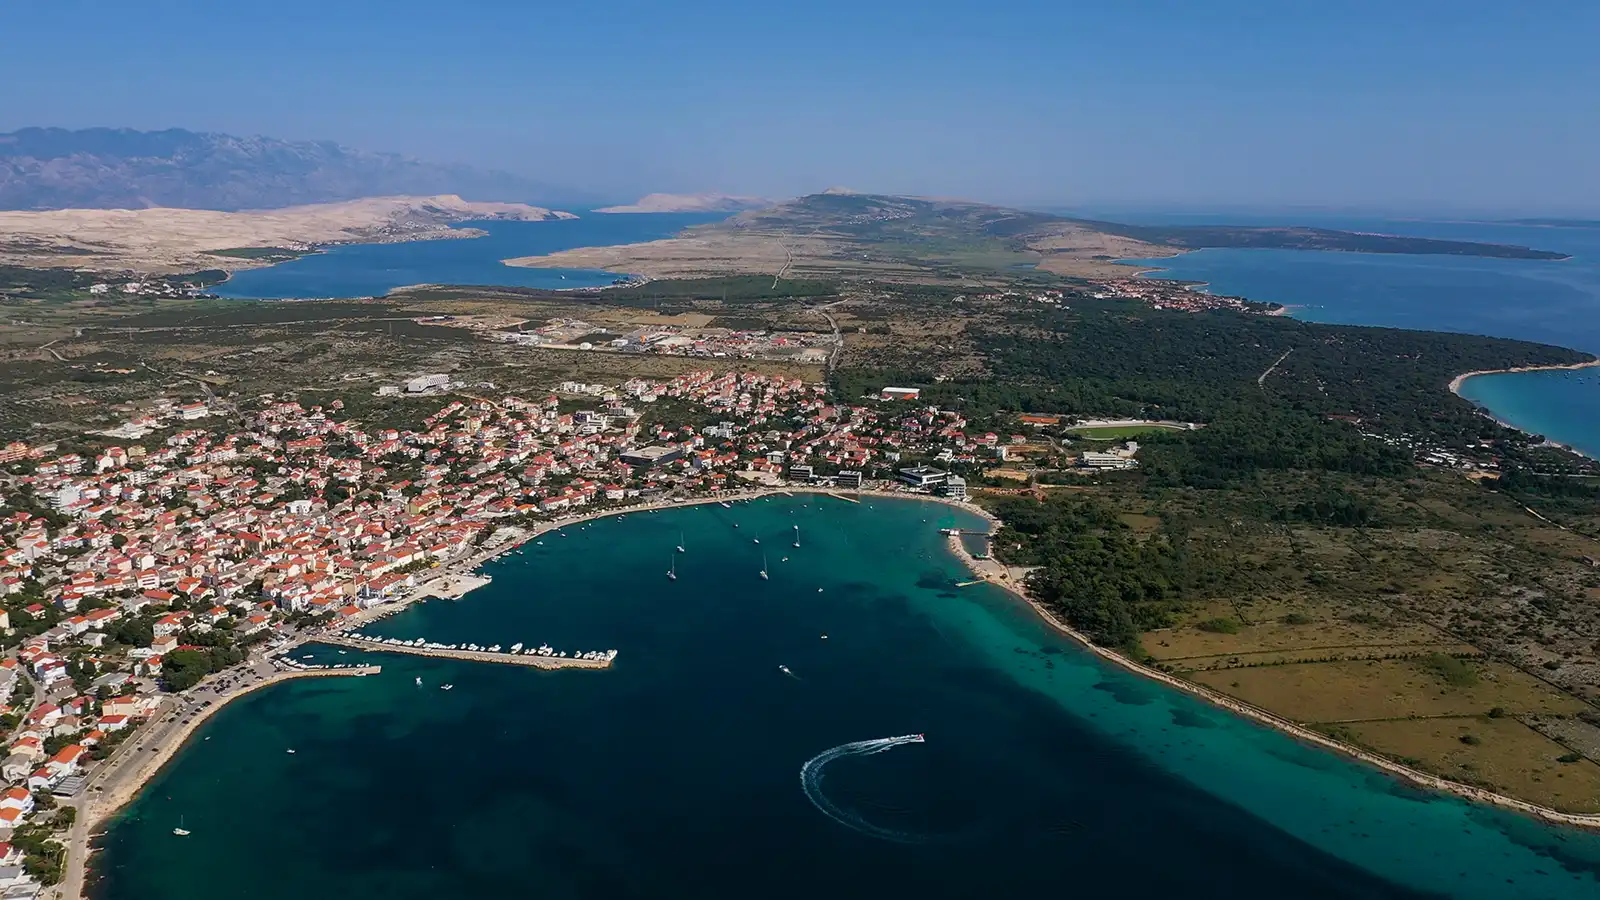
1067,423,1184,439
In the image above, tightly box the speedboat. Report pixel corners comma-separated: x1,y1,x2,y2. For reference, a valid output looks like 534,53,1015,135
441,684,454,691
779,665,793,675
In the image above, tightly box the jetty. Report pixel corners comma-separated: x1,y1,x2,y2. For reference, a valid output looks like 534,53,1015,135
272,658,382,675
321,633,616,670
826,492,861,504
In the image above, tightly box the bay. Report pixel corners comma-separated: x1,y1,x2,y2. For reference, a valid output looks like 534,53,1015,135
214,212,726,300
93,497,1600,899
1123,218,1600,457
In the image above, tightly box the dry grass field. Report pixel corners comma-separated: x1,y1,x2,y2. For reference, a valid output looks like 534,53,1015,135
1342,716,1600,812
1189,659,1585,722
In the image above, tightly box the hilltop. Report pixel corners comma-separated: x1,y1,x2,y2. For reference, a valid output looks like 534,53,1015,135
0,127,583,210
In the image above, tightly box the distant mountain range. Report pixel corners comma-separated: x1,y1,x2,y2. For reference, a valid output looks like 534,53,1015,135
0,127,587,211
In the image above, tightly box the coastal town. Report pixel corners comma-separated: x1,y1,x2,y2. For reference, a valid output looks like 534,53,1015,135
0,366,1147,894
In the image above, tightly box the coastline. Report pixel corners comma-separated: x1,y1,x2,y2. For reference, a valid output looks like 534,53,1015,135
83,667,378,827
1448,358,1600,460
937,502,1600,831
62,666,378,900
199,486,1600,829
1448,358,1600,396
73,483,1600,897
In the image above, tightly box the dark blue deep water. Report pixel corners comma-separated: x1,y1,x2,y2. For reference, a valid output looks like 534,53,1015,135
93,498,1600,899
215,212,726,300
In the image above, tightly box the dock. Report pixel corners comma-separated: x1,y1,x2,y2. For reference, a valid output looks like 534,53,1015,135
826,492,861,504
319,634,615,670
940,527,995,537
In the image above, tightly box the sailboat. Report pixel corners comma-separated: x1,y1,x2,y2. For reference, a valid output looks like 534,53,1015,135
667,554,678,581
173,816,190,837
792,524,800,548
676,532,686,554
759,552,769,580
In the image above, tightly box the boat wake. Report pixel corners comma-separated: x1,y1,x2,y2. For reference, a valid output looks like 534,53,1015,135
800,734,928,843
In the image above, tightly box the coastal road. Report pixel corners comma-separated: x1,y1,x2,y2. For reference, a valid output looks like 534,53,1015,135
56,654,284,900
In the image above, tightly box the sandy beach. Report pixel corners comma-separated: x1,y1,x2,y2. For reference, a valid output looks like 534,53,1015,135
1448,358,1600,396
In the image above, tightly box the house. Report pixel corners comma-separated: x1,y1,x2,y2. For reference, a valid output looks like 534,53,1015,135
0,788,31,814
0,757,32,784
102,695,156,719
153,611,192,637
46,744,86,775
0,808,22,831
96,714,130,733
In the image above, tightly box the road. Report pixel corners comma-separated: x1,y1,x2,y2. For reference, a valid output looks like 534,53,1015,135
810,299,845,373
53,650,309,900
1258,348,1294,387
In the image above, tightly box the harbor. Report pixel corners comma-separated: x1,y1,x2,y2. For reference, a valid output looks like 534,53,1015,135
322,632,617,669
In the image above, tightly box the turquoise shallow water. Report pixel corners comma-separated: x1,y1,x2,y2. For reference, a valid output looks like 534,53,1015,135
1456,368,1600,459
214,212,725,299
1128,219,1600,457
93,498,1600,899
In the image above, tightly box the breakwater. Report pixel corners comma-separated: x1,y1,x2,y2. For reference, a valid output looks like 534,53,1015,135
322,633,616,669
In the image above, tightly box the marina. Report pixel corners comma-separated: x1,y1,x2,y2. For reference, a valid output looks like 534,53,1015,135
324,632,618,669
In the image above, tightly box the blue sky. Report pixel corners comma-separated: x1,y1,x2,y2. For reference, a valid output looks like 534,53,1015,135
4,1,1597,213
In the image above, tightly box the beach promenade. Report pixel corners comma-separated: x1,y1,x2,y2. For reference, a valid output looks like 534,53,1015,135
55,659,380,900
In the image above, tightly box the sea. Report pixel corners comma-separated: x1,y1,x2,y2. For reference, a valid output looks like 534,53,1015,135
1117,215,1600,458
92,497,1600,900
212,212,727,300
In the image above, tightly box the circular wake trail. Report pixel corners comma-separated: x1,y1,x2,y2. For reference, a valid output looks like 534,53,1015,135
800,734,927,843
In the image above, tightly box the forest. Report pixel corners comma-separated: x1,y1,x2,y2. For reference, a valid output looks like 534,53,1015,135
837,295,1600,646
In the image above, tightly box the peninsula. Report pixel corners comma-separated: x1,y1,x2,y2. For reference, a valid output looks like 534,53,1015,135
506,191,1571,281
0,194,575,275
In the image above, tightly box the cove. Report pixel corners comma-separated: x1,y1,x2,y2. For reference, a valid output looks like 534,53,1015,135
1125,218,1600,456
214,212,726,300
90,497,1600,899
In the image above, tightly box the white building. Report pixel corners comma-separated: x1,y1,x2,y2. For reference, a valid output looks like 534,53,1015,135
406,374,450,393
